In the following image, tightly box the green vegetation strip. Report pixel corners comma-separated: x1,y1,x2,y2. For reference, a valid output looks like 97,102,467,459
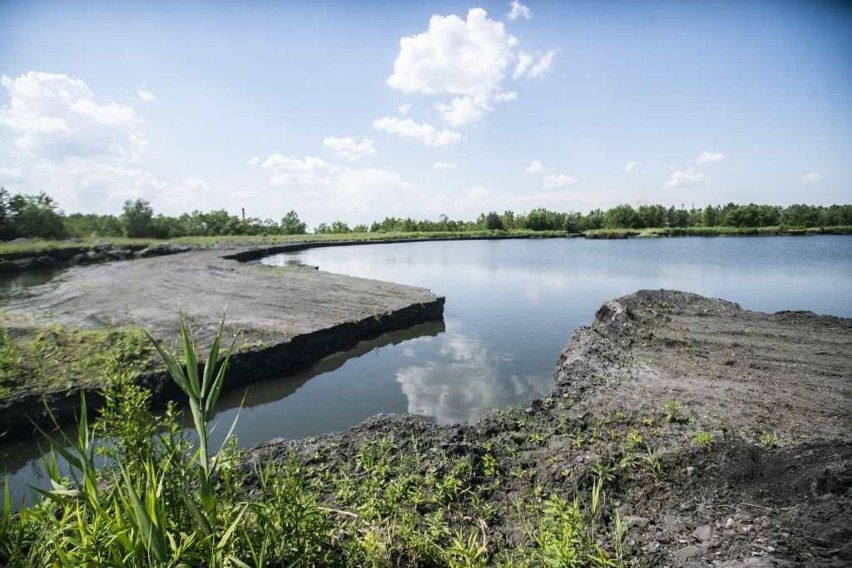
1,317,630,567
0,324,154,398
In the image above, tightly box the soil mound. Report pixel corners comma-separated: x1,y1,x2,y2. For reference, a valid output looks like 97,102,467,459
245,290,852,566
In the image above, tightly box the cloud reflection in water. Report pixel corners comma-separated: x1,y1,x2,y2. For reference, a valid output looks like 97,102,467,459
395,320,552,424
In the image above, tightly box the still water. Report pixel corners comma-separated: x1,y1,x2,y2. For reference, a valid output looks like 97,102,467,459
3,236,852,504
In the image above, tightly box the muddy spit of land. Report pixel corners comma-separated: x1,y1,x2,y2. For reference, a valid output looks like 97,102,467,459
245,290,851,567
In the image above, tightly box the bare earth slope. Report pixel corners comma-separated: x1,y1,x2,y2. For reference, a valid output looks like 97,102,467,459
246,290,852,566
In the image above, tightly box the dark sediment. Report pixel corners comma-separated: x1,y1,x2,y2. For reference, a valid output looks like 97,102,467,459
244,290,852,567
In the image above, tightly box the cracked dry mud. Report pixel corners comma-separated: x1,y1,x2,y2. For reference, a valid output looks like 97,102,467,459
245,290,852,567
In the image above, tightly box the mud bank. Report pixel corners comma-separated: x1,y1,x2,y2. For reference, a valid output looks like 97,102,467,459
0,242,193,273
245,290,852,567
0,248,444,442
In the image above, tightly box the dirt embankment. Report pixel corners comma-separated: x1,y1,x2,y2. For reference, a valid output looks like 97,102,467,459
245,290,852,567
0,248,444,442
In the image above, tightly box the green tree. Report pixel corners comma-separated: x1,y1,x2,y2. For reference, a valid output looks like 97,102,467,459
280,210,307,235
121,199,154,238
483,212,505,231
6,192,67,239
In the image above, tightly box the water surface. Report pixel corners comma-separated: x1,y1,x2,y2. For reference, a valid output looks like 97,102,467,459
4,235,851,505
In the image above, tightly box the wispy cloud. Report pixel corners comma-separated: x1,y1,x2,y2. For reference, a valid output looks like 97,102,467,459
137,85,156,103
665,169,709,188
696,150,725,164
507,0,532,21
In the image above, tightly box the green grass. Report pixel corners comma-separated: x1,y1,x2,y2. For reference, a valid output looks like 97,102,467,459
583,225,852,239
0,237,159,257
0,323,154,398
690,431,714,447
0,314,629,567
4,224,849,258
0,230,572,257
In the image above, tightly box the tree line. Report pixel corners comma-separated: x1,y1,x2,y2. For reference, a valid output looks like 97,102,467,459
0,187,850,241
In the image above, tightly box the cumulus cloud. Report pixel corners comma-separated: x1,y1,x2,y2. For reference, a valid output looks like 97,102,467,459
398,103,411,115
0,71,146,162
372,116,461,146
386,8,553,126
801,173,822,183
435,95,491,127
665,169,709,188
136,86,156,103
625,161,638,172
544,173,576,188
433,161,455,170
247,156,260,166
321,136,376,161
696,150,725,164
507,0,532,21
525,160,544,173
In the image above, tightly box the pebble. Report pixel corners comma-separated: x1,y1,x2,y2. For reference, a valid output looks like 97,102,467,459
725,517,735,529
675,545,702,562
693,525,713,542
623,515,651,529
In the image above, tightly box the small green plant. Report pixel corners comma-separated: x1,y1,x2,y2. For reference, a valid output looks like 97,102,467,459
760,432,780,448
482,453,499,477
664,400,682,423
690,430,714,447
642,446,665,482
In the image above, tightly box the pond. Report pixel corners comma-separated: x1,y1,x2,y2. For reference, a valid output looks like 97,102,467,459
3,235,852,505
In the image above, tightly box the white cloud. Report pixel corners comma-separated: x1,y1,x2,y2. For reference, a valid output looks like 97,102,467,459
525,160,544,173
372,116,461,146
696,150,725,164
665,169,709,188
433,161,455,170
513,52,533,79
321,136,376,161
247,156,260,166
253,151,422,226
261,154,338,189
528,50,556,78
398,103,411,115
544,173,576,188
136,86,156,103
513,50,555,79
507,0,532,21
0,71,146,162
435,95,490,127
625,161,639,172
387,8,551,125
465,184,492,200
801,173,822,183
494,91,517,102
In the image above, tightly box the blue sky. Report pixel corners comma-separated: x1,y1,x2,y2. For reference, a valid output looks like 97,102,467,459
1,0,850,227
